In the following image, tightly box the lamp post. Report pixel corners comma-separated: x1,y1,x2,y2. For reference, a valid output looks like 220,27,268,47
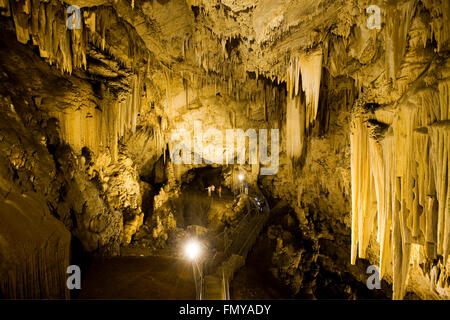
238,173,244,194
184,239,203,300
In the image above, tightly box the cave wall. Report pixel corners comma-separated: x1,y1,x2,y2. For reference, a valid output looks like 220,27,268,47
0,94,71,299
258,75,386,298
259,0,450,299
0,15,147,297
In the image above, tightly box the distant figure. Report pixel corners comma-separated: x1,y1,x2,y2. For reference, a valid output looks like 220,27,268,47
218,186,222,198
211,185,215,196
244,183,249,195
207,186,212,197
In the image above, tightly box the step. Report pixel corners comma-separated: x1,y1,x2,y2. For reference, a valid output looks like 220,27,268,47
203,275,224,300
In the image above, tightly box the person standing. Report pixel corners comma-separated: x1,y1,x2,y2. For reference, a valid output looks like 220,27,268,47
207,186,211,197
218,186,222,198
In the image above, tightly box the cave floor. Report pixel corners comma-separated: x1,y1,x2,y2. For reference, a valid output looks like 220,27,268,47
78,251,292,300
78,255,196,299
78,184,292,300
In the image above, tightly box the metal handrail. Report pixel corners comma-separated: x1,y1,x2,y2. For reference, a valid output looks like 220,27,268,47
223,193,270,257
202,192,270,300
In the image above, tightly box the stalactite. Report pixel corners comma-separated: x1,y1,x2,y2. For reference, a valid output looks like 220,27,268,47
379,133,394,279
350,111,373,263
8,0,88,74
426,0,450,52
300,49,323,129
385,1,416,85
286,48,323,161
0,0,10,15
183,77,189,109
164,69,172,117
50,74,143,161
350,78,449,299
286,95,305,160
8,1,146,74
430,125,449,261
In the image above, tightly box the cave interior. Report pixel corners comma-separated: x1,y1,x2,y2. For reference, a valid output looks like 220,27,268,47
0,0,449,300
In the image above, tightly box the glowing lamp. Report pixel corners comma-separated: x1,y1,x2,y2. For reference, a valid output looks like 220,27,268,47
184,239,202,261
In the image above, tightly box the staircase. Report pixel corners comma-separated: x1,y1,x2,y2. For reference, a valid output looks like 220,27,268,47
202,193,270,300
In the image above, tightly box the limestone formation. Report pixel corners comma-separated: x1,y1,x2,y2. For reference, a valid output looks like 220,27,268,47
0,0,448,300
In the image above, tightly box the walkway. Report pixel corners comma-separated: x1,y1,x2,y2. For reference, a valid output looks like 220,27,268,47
202,192,270,300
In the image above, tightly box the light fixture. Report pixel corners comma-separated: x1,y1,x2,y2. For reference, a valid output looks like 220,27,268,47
184,239,202,261
238,173,244,181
